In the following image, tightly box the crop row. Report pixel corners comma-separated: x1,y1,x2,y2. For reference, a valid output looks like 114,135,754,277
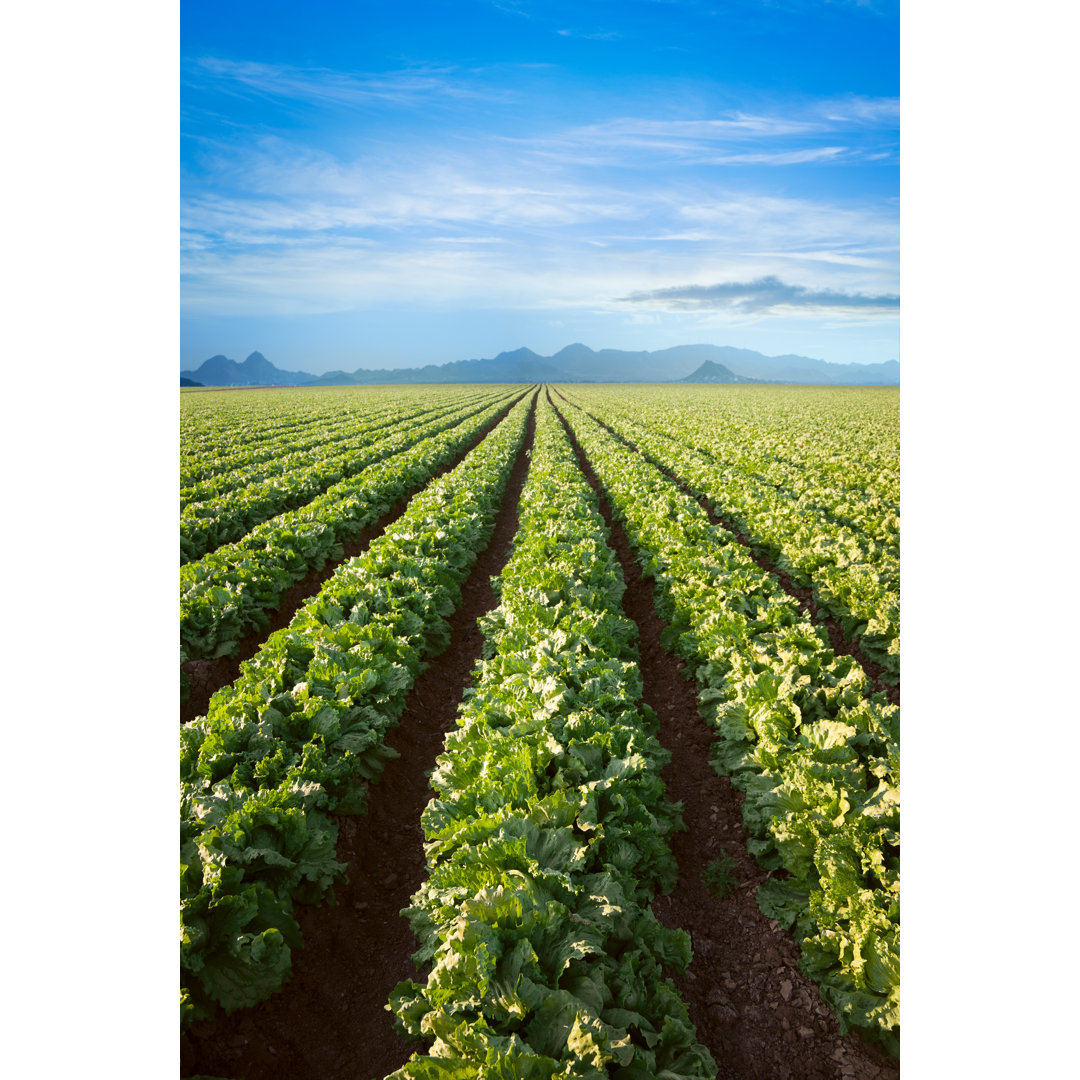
554,396,899,1054
180,389,526,684
181,398,452,509
561,388,899,552
569,386,899,513
387,394,717,1078
181,392,374,477
559,391,899,682
181,396,334,455
572,388,899,549
181,389,500,495
181,392,508,563
180,394,533,1027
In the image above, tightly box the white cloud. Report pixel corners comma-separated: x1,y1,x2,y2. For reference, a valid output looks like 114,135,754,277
700,146,849,165
183,138,643,241
430,235,508,244
618,274,899,315
181,208,897,322
190,57,509,108
820,95,900,124
571,114,825,142
556,28,622,40
671,192,898,251
748,248,895,269
492,96,898,169
180,88,897,322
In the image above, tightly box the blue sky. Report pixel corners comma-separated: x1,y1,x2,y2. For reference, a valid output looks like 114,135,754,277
181,0,899,373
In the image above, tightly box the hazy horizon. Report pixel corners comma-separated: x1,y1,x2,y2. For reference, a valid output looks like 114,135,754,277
181,339,900,379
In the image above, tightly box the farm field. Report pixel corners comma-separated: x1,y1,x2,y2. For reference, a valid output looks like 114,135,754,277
180,383,900,1080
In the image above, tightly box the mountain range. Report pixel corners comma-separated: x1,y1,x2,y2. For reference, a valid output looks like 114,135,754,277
180,345,899,387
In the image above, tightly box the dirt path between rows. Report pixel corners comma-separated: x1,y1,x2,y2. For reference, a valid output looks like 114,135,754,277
550,393,899,1080
551,388,898,705
180,393,538,1080
181,390,532,724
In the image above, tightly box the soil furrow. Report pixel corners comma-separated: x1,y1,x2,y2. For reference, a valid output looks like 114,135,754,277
551,388,898,705
181,389,532,724
180,392,538,1080
549,392,899,1080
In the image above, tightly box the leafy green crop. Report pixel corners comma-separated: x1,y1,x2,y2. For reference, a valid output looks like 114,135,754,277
180,396,532,1027
561,387,898,681
180,385,498,487
556,393,899,1056
181,393,507,563
387,395,716,1078
180,390,501,504
179,389,527,679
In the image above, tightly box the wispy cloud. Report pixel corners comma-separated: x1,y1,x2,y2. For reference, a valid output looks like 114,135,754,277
182,131,895,252
556,28,622,40
488,0,534,16
181,123,897,322
569,114,824,143
618,275,899,314
820,95,900,124
573,96,897,142
498,96,898,168
430,235,508,244
183,145,638,244
181,50,897,325
672,191,897,249
747,248,894,269
703,146,849,165
716,0,897,13
190,57,505,107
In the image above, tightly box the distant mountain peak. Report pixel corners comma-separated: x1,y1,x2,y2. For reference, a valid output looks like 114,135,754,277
180,352,316,387
493,346,544,363
240,351,280,377
681,359,756,384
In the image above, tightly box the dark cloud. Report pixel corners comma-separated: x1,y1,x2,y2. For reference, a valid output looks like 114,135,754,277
617,275,899,314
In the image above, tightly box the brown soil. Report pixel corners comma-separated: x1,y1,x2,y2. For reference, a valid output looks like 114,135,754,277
550,389,898,706
181,390,531,724
551,393,899,1080
179,393,538,1080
